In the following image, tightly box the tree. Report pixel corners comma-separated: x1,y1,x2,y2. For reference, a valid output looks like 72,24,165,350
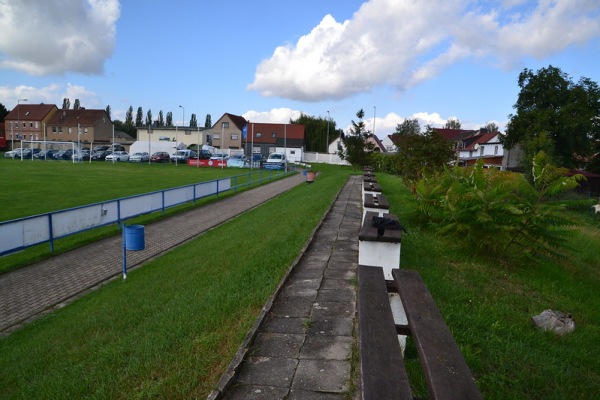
62,98,70,109
135,107,143,127
339,109,373,168
395,118,421,137
73,99,81,110
444,118,461,129
503,65,600,169
113,119,137,137
290,113,339,152
158,110,164,126
145,109,152,126
190,113,197,128
166,112,173,127
482,122,499,132
125,106,134,126
105,105,111,120
204,114,212,128
0,103,8,122
390,124,455,192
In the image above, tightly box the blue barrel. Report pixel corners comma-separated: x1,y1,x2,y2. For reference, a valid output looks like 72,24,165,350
124,225,145,251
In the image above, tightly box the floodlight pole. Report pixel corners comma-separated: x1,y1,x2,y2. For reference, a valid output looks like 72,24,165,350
16,98,27,159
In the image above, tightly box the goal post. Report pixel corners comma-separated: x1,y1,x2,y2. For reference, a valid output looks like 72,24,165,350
19,140,77,162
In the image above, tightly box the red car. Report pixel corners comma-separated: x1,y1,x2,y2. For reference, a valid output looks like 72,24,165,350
150,151,171,163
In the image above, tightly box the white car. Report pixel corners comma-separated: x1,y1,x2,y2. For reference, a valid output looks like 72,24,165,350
210,153,229,161
105,151,130,162
129,152,149,162
4,148,24,158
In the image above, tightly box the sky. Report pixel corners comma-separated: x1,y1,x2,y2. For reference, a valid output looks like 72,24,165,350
1,0,599,140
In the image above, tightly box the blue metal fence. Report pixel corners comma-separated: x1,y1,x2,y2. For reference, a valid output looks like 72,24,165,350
0,169,290,256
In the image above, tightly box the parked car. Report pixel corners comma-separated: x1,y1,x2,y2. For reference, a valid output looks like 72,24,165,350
171,150,197,163
210,153,229,161
251,153,266,167
4,148,24,158
264,153,287,170
72,150,91,161
129,152,149,162
92,150,112,161
227,154,247,168
20,148,42,159
150,151,171,163
53,149,74,160
34,149,59,160
105,151,130,162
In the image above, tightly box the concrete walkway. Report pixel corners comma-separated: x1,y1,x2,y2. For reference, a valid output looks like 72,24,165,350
0,173,307,336
214,175,363,400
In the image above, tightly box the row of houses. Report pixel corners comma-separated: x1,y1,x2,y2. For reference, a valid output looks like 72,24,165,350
1,103,522,169
1,104,309,162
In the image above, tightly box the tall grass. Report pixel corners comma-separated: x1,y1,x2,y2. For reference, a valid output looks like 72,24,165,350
379,173,600,399
0,164,353,399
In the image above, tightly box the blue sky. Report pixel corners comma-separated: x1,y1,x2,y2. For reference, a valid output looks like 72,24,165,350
1,0,599,140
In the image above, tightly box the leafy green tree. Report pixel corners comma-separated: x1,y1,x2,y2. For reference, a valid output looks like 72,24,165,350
395,118,421,136
482,122,499,132
113,119,137,138
158,110,164,126
290,113,339,152
444,118,461,129
205,114,212,128
145,109,152,126
135,107,143,127
189,113,197,128
105,105,111,120
166,112,173,127
62,98,70,109
390,124,455,192
73,99,80,110
339,109,373,168
503,65,600,169
125,106,134,126
0,103,9,122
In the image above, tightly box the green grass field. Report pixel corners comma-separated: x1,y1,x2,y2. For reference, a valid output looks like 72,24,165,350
1,161,599,398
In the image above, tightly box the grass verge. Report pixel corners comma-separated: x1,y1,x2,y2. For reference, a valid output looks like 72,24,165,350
378,173,600,399
0,164,353,399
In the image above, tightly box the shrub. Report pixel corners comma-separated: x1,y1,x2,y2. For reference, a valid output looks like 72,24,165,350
415,153,585,261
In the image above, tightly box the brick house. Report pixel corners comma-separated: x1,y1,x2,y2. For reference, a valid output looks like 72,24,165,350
203,113,247,151
244,122,306,162
4,104,59,149
44,109,114,148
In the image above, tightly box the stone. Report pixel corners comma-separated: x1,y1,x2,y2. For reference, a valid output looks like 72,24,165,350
531,309,575,335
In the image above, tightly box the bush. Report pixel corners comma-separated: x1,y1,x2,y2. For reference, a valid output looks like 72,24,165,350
415,153,585,261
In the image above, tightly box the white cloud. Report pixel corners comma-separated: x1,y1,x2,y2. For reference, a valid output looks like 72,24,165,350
248,0,600,101
0,83,100,109
0,0,120,75
243,108,303,123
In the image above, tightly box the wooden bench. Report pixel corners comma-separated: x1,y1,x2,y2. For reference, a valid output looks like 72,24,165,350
358,265,483,400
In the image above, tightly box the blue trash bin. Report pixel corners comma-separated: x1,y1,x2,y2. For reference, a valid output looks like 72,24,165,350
124,225,145,251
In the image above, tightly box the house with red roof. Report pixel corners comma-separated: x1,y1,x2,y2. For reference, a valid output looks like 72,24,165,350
203,113,248,152
433,128,508,169
4,104,59,150
245,122,306,162
44,108,114,147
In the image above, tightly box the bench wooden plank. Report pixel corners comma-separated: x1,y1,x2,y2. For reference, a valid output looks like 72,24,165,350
358,265,413,400
392,269,483,400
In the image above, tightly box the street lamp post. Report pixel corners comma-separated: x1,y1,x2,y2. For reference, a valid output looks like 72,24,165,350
15,98,28,157
326,110,330,153
177,105,184,166
147,124,153,166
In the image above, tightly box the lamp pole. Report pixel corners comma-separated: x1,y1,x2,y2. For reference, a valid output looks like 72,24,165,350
326,110,330,154
16,98,27,156
178,105,184,166
147,124,152,165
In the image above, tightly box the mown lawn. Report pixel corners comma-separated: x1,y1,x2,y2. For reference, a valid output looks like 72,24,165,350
0,163,354,399
0,158,289,273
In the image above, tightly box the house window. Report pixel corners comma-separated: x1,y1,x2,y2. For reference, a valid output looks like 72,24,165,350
68,127,72,134
30,122,33,128
59,127,63,134
213,134,220,139
231,134,238,140
35,122,39,129
22,122,26,128
84,128,89,134
272,133,276,138
222,122,229,129
52,127,57,133
256,132,262,138
479,146,484,156
494,145,498,155
290,150,296,154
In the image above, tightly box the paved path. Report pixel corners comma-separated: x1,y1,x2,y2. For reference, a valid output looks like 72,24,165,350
213,175,363,400
0,173,307,336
